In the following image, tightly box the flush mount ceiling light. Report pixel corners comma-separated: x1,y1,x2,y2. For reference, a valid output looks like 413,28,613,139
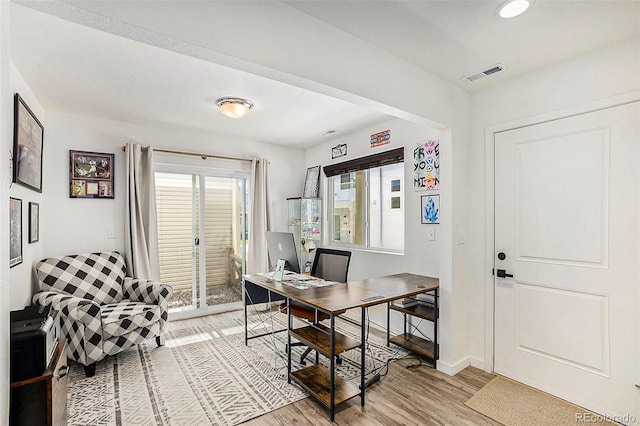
216,97,254,118
496,0,533,18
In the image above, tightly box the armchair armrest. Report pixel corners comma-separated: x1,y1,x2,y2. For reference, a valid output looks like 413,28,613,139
32,290,101,325
123,277,172,305
123,278,173,331
32,290,105,367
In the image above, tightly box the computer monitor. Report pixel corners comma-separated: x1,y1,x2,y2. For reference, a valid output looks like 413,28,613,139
265,231,300,273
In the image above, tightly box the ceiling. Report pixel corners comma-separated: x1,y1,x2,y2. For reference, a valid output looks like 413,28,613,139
10,1,640,149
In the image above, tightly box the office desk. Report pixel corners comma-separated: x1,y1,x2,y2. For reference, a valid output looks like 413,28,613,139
242,272,439,421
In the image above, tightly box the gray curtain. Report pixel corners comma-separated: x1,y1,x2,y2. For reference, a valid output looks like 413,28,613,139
247,159,271,273
124,143,160,280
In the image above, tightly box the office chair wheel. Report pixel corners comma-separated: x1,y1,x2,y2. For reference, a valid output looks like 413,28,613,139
336,356,342,365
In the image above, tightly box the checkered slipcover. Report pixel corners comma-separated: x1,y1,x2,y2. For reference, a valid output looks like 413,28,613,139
33,252,173,369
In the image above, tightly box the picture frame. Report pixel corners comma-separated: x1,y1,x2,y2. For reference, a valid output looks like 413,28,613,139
29,202,39,244
331,143,347,159
421,194,440,224
303,165,321,198
70,150,115,199
13,94,44,193
9,197,23,268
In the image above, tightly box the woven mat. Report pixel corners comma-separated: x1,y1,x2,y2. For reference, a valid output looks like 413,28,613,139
465,376,616,425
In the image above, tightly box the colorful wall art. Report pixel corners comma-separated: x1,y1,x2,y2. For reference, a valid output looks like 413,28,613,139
413,139,440,190
421,194,440,224
370,129,390,148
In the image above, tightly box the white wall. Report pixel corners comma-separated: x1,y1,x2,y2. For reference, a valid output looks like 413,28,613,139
303,118,466,364
1,1,11,421
305,118,440,279
42,111,306,259
468,36,640,369
9,63,45,310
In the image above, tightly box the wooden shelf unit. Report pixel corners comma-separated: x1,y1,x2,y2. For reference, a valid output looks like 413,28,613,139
387,288,439,367
289,323,360,357
290,364,360,407
288,318,362,419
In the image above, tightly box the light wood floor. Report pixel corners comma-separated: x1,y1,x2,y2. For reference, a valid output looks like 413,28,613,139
172,312,500,426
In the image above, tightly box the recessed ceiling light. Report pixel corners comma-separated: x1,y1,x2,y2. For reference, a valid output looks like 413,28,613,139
216,97,254,118
496,0,533,18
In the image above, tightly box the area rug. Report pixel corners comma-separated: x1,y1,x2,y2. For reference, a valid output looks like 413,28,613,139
66,311,407,425
465,376,615,425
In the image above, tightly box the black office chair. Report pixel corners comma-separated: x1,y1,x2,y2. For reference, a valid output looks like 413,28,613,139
281,248,352,365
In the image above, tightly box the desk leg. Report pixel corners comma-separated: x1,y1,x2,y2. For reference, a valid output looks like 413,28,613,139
330,314,336,422
244,301,248,346
287,298,292,384
361,306,366,407
386,302,390,347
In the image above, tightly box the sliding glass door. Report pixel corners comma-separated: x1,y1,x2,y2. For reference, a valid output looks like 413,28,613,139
155,167,248,318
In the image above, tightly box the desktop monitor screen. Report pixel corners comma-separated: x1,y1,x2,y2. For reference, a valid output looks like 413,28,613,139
265,231,300,273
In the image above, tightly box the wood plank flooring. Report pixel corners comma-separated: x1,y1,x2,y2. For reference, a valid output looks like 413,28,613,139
172,312,499,426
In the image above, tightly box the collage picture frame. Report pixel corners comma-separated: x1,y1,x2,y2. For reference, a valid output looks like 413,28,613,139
70,150,115,199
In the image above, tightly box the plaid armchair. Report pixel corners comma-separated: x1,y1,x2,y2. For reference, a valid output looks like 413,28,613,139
32,251,172,377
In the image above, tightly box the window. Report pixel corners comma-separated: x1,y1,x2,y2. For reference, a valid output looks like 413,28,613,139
326,148,404,252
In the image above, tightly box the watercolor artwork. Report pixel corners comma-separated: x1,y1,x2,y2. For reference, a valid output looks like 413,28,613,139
421,194,440,224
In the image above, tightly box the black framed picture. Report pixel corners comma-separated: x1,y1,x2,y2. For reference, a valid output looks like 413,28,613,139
69,150,115,199
9,197,22,268
13,94,44,193
29,202,39,244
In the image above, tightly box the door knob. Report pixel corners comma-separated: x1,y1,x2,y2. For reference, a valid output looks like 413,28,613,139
496,269,514,278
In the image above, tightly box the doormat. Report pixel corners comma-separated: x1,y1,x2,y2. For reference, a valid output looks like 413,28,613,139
465,376,616,425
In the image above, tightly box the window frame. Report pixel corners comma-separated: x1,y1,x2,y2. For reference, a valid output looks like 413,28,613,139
326,158,405,254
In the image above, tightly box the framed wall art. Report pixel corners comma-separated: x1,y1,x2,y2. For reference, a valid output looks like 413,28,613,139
9,197,22,268
29,202,39,244
303,165,320,198
331,143,347,159
13,94,44,193
414,139,440,190
421,194,440,224
70,150,114,199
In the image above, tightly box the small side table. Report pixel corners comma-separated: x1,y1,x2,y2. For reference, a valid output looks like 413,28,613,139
10,339,69,426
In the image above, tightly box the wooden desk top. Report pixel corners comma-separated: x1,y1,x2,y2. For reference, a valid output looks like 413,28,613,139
243,272,438,315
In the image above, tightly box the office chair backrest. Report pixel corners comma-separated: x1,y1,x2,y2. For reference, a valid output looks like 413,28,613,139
311,248,352,283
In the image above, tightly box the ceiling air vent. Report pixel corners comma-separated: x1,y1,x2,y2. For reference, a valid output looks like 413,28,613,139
462,63,506,83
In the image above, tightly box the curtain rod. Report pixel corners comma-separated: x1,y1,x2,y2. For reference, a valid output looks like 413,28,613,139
120,145,254,163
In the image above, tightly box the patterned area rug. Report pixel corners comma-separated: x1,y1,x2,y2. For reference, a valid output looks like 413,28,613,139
66,310,407,425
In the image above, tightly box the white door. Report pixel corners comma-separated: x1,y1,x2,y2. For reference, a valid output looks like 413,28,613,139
494,101,639,421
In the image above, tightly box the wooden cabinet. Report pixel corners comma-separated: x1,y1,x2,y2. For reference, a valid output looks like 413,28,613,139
10,339,69,426
387,288,439,367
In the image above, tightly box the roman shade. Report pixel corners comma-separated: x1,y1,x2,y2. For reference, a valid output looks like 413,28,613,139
323,147,404,177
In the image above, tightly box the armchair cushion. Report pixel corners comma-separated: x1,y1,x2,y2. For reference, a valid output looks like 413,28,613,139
101,301,161,339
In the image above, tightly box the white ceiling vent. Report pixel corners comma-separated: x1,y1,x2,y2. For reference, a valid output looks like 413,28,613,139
462,63,506,83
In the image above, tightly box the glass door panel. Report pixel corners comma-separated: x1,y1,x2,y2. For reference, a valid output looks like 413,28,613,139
155,172,200,313
156,170,248,316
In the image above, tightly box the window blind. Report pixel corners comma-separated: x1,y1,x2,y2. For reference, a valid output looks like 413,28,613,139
323,147,404,177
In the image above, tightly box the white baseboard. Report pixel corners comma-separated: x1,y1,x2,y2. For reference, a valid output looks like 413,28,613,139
437,356,470,376
469,356,486,371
